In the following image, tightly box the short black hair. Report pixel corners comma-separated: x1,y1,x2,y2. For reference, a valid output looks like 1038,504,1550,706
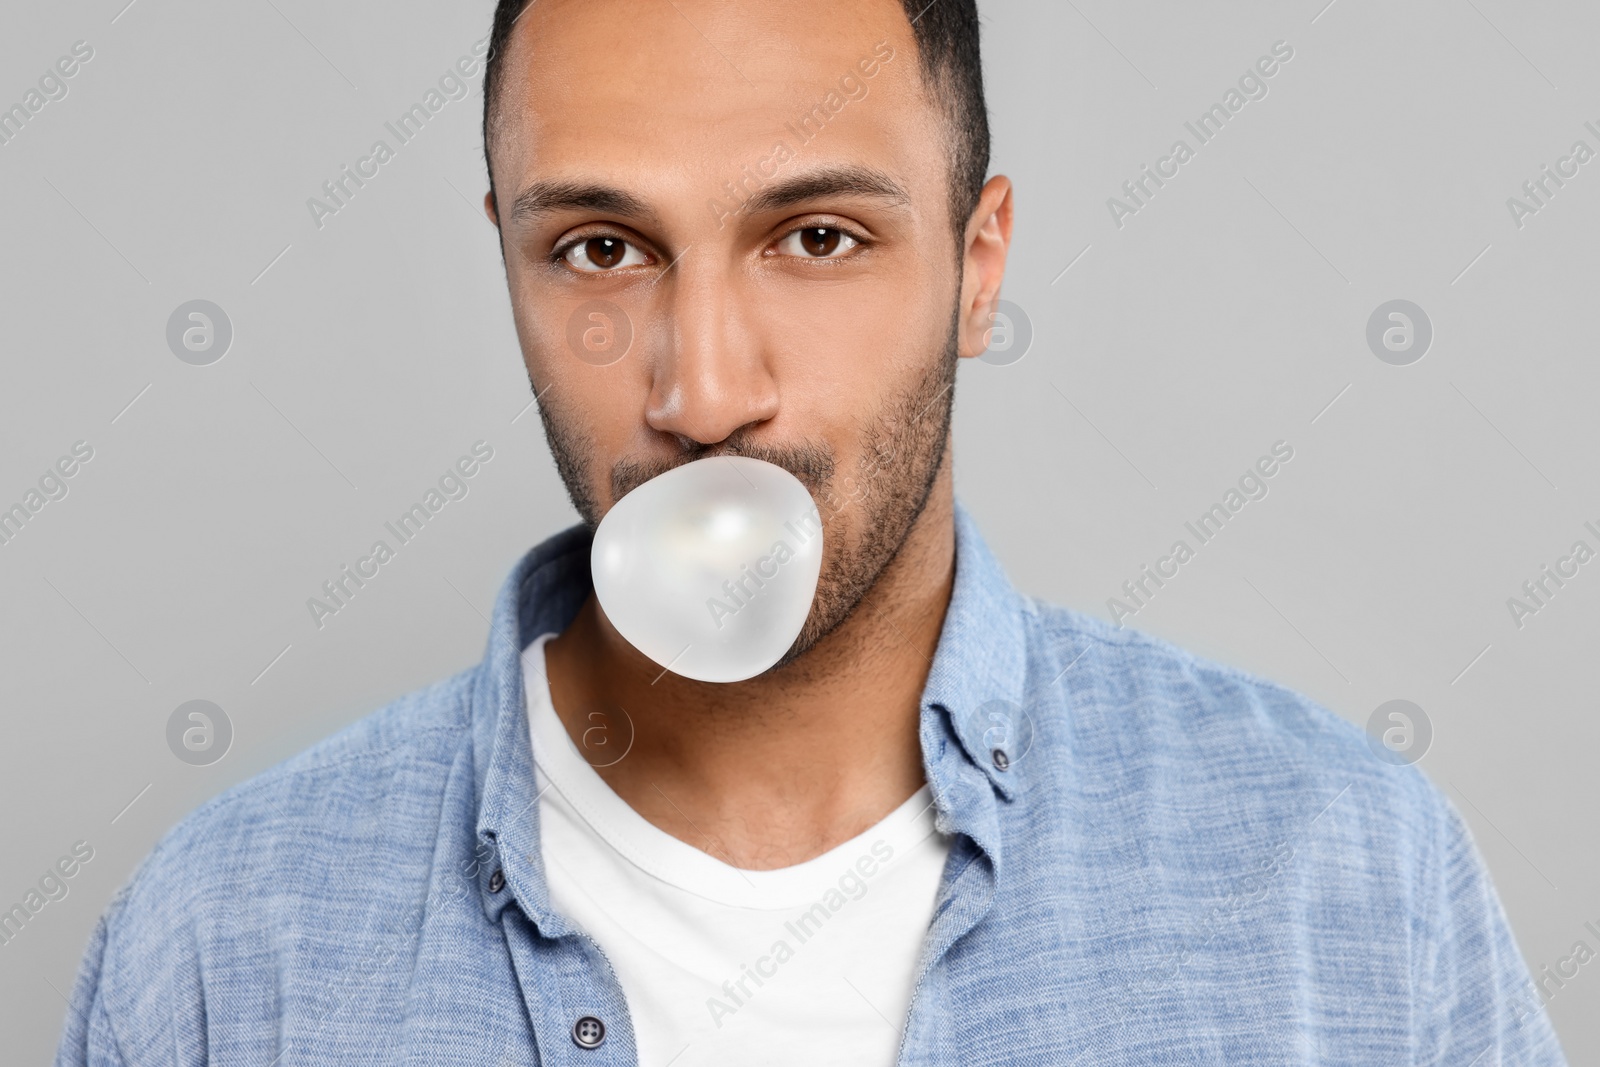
480,0,991,246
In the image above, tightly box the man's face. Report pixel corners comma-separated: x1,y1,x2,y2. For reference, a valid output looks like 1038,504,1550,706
487,0,986,664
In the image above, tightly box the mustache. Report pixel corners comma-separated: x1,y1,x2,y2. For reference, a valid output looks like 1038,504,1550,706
610,435,836,503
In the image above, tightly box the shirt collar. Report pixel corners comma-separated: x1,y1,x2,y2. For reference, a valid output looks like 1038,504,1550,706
921,499,1036,803
470,497,1036,928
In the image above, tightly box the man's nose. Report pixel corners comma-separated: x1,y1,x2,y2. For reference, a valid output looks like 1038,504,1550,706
644,258,779,446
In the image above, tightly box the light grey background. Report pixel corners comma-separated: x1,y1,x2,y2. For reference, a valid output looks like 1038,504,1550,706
2,0,1596,1059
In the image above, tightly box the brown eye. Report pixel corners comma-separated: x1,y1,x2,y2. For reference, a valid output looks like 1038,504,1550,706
560,235,648,273
586,237,624,268
776,226,860,259
799,228,839,256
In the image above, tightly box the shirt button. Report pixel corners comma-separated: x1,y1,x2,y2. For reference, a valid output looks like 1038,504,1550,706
991,748,1010,771
488,869,505,893
572,1015,606,1049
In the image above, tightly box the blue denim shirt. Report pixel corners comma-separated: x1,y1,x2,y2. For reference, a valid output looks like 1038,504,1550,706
57,500,1566,1065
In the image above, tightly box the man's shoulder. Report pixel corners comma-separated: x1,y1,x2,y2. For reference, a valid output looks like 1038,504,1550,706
1020,597,1449,835
174,663,476,841
102,665,481,949
61,664,493,1058
1026,597,1360,733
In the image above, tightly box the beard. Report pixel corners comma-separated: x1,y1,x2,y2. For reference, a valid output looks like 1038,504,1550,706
534,306,959,671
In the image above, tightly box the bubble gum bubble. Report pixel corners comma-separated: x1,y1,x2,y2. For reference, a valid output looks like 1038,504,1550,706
590,456,823,683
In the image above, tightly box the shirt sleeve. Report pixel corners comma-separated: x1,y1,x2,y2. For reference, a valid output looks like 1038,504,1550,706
54,890,130,1067
1420,798,1568,1065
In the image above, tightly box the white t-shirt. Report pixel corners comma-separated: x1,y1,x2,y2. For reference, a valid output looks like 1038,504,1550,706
522,632,953,1067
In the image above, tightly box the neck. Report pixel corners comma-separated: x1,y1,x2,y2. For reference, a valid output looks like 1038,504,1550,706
543,457,957,870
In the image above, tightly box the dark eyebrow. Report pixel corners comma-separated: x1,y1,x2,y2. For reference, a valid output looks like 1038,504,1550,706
506,164,911,227
509,180,659,227
741,164,912,215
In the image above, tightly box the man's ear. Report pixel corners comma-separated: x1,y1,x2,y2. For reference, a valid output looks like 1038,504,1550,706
483,190,499,227
955,175,1015,360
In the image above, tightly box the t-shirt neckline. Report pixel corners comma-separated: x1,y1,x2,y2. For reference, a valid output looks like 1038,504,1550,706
522,631,939,910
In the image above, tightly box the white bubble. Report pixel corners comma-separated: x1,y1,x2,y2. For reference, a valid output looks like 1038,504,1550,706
591,456,823,683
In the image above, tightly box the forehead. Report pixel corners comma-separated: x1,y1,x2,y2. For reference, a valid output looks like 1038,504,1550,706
490,0,940,207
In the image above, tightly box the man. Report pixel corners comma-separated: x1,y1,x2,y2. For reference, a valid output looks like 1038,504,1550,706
57,0,1565,1063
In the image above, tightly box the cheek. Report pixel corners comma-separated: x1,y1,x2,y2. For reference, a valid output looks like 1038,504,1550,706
515,289,643,388
540,365,643,465
531,318,665,494
776,283,947,456
763,281,945,403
